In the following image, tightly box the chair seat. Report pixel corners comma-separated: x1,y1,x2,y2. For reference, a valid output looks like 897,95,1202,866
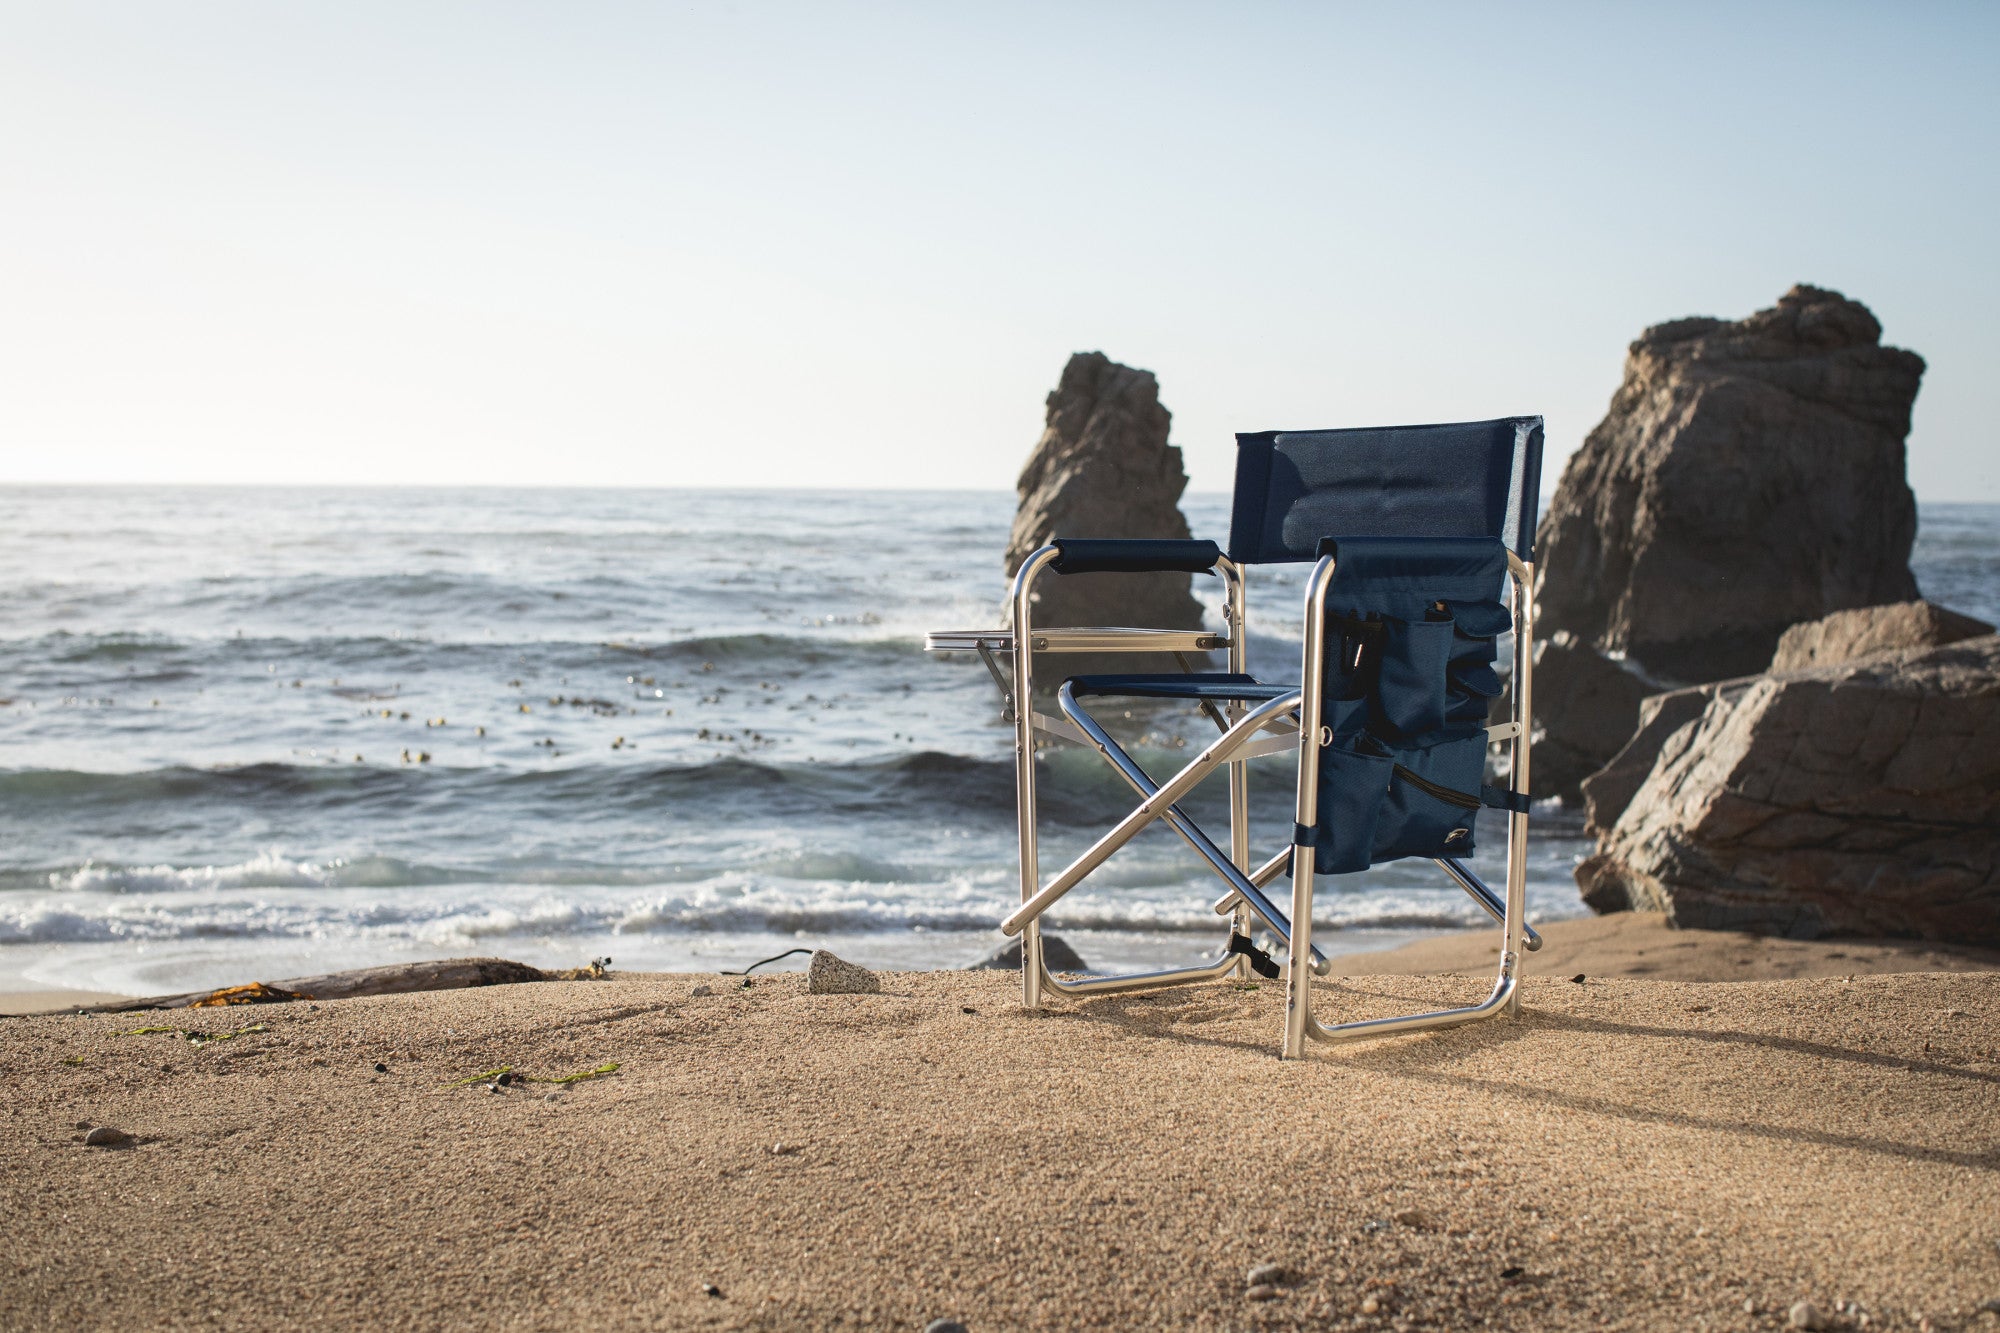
1065,673,1295,702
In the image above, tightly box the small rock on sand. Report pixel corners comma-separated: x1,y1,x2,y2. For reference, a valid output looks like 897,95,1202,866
1789,1300,1827,1330
689,984,714,997
969,933,1088,972
923,1322,968,1333
1246,1262,1288,1288
1393,1208,1431,1228
1245,1284,1278,1301
82,1126,129,1147
807,950,880,995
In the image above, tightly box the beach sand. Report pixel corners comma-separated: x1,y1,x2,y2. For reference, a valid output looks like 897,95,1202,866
4,920,1997,1330
0,989,134,1016
1339,910,2000,982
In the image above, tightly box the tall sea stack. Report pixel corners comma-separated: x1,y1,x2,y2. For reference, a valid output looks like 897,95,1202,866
1535,284,1925,682
1005,352,1203,632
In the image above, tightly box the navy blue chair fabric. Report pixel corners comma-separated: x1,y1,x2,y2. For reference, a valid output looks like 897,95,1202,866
1050,538,1221,575
1229,418,1543,564
1050,419,1542,877
1066,673,1294,702
1306,536,1511,874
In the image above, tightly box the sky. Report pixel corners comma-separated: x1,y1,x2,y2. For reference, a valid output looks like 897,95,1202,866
1,2,1995,498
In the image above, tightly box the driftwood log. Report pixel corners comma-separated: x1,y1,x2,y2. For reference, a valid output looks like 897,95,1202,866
68,957,554,1014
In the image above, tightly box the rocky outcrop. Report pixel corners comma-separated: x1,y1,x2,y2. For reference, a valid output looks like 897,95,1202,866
1579,679,1754,837
1577,599,1993,833
1005,352,1202,632
1535,285,1925,682
969,933,1089,973
1575,636,2000,943
1768,599,1992,673
1502,631,1656,799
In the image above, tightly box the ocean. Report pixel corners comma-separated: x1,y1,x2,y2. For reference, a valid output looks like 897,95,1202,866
2,487,1994,997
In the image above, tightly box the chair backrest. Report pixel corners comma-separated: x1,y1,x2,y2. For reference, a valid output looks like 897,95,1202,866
1226,417,1544,564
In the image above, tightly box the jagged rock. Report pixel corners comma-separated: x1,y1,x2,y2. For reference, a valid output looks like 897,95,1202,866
1535,285,1925,681
1579,679,1753,837
1769,599,1992,673
1582,601,1996,834
806,950,881,995
1498,631,1656,801
1004,352,1203,639
969,933,1089,973
1575,635,2000,942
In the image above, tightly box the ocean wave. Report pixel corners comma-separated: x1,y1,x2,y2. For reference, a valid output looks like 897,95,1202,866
0,627,941,671
0,878,1497,947
0,750,1052,826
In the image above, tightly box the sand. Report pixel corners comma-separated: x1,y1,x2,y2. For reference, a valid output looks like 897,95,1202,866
3,922,1997,1331
0,989,132,1017
1338,911,2000,983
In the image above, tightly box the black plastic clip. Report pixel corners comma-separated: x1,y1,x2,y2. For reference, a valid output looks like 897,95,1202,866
1226,932,1282,979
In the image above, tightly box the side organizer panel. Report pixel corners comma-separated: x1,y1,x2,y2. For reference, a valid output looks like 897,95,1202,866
1310,576,1511,874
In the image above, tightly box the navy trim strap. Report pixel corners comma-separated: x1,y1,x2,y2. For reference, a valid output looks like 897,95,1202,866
1049,538,1221,575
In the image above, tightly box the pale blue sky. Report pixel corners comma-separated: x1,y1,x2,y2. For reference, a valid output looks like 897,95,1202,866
2,2,1994,496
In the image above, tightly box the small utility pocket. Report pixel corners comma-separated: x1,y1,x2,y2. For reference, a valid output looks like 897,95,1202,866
1443,598,1509,729
1376,618,1455,738
1311,738,1394,875
1371,732,1487,862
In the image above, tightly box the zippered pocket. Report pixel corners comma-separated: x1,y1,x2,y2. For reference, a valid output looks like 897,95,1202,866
1391,762,1479,810
1369,733,1486,860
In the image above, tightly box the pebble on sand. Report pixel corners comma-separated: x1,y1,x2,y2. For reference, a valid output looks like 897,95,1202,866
82,1126,130,1147
1244,1284,1279,1302
806,950,881,995
1789,1300,1828,1330
1246,1263,1289,1288
1393,1208,1432,1229
923,1321,968,1333
689,984,714,997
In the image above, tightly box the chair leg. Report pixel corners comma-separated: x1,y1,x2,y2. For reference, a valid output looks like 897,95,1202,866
1281,845,1315,1059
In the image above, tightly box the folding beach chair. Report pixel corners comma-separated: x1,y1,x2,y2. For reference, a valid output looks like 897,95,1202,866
931,418,1544,1058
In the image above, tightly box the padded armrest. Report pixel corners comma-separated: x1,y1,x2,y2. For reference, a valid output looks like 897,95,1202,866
1049,538,1221,575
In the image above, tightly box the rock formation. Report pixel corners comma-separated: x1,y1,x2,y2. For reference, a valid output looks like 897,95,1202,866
1005,352,1203,632
1579,599,1995,835
806,950,881,995
1579,679,1753,837
1575,635,2000,943
1535,285,1925,682
1501,631,1656,799
1768,599,1992,673
969,933,1088,973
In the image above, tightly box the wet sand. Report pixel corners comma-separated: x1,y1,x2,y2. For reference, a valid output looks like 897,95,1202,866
0,989,133,1016
3,950,1996,1330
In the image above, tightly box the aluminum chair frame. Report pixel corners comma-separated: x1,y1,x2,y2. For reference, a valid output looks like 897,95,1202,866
992,544,1536,1045
1276,546,1534,1056
932,418,1544,1057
